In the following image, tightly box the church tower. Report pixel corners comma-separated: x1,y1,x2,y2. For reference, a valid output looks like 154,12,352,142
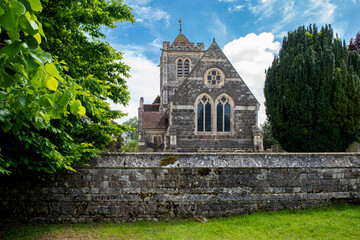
159,22,205,111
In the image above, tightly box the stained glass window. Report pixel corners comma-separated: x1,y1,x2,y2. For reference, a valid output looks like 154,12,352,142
224,103,230,132
206,69,222,87
205,102,211,132
197,103,204,132
217,102,223,132
197,95,211,132
217,96,231,132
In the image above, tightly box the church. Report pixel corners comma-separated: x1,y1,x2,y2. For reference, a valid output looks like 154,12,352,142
138,28,263,152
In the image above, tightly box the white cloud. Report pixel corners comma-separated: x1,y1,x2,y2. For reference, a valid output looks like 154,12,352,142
207,14,228,42
223,32,281,125
123,0,170,27
332,21,349,38
248,0,337,37
150,38,162,49
228,5,245,13
110,51,159,123
303,0,336,24
132,6,170,27
249,0,277,20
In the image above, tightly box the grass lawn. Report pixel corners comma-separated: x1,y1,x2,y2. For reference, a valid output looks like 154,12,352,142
1,204,360,240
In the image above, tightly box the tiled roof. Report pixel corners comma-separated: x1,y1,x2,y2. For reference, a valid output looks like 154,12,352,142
142,112,167,129
144,104,160,112
171,33,191,47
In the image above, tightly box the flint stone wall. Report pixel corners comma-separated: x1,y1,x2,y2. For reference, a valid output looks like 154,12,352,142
1,153,360,223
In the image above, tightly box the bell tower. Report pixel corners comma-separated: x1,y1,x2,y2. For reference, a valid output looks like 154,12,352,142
159,21,205,111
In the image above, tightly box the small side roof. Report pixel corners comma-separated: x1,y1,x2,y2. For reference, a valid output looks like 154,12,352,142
142,112,167,129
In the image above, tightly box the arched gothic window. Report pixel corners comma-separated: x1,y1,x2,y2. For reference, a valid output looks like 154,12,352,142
217,96,231,132
177,58,191,78
184,59,190,77
177,59,183,77
197,95,212,132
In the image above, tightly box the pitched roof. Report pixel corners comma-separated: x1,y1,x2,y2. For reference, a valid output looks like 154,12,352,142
171,33,191,47
144,104,160,112
171,38,260,106
142,112,167,129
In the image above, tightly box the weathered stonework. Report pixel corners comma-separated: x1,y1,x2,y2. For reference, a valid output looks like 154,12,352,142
138,32,263,152
1,153,359,223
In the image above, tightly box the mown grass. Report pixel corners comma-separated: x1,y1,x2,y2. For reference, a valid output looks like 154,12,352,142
1,204,360,240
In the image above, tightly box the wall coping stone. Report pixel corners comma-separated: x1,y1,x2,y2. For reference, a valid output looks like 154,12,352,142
90,152,360,169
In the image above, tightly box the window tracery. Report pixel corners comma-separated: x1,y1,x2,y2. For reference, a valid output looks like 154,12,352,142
197,95,212,132
216,96,231,132
204,68,224,88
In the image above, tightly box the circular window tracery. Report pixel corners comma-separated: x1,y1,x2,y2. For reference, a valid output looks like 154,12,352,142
204,68,224,87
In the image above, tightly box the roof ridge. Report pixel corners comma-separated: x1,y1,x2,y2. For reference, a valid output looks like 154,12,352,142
171,33,191,47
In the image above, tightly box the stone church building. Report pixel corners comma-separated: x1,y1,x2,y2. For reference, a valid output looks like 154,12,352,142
138,30,263,152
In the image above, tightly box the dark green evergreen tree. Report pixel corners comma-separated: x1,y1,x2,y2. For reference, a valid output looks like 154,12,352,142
264,24,360,152
260,120,278,150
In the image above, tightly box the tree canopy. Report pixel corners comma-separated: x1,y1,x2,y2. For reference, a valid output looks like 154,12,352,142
122,117,138,142
0,0,134,174
260,120,278,151
349,32,360,52
264,24,360,152
121,117,138,152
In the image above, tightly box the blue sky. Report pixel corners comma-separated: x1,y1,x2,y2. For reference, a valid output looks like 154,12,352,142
107,0,360,125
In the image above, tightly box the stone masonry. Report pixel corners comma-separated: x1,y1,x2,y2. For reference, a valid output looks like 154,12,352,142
0,153,359,223
138,30,263,152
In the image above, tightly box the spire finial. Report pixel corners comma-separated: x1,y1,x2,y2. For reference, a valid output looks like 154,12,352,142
178,19,182,34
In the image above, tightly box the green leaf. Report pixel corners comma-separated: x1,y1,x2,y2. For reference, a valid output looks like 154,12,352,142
0,6,5,16
46,77,58,91
29,19,38,32
18,95,27,107
1,41,22,58
12,119,22,135
58,91,73,107
29,52,44,64
24,11,31,23
78,106,86,116
24,54,41,71
0,11,20,39
34,52,51,64
70,101,81,115
33,33,41,44
8,63,28,78
27,0,43,12
0,70,16,88
1,122,13,133
45,63,63,81
41,96,53,107
0,110,11,122
0,91,8,101
10,1,26,16
25,35,39,51
39,111,50,124
19,13,39,35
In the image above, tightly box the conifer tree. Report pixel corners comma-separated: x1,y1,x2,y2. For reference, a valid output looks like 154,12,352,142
264,25,360,152
349,32,360,52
